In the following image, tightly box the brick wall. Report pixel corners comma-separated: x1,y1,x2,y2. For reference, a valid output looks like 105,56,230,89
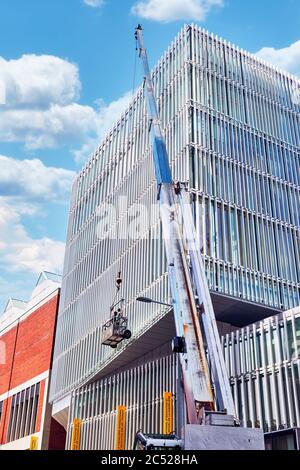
0,292,59,446
0,327,18,395
0,397,12,444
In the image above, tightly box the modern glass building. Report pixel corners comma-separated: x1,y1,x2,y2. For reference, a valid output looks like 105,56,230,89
223,307,300,433
49,25,300,447
64,307,299,450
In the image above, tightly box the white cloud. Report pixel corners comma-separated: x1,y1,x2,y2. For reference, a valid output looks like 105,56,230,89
0,54,80,107
0,156,75,279
0,55,96,149
0,54,97,150
0,102,97,150
84,0,104,7
73,91,132,163
0,197,65,275
131,0,224,22
0,155,75,202
5,236,65,275
256,40,300,77
0,53,131,157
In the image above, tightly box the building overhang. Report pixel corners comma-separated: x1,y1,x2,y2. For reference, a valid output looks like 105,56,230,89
87,309,176,386
52,394,71,430
53,295,284,403
84,293,281,385
211,292,282,327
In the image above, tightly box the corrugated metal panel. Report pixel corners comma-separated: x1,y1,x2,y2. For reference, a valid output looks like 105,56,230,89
223,308,300,431
66,309,299,449
50,25,300,403
67,353,179,450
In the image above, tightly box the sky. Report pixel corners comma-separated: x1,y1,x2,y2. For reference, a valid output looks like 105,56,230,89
0,0,299,312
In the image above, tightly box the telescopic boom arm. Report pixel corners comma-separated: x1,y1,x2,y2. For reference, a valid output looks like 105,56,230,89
135,25,236,422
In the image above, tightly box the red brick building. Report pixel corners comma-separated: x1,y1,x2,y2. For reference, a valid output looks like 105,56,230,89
0,272,66,450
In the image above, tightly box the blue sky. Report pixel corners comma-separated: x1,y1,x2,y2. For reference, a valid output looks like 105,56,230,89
0,0,299,311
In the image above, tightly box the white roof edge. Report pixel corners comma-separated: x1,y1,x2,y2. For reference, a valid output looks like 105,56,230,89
0,272,62,332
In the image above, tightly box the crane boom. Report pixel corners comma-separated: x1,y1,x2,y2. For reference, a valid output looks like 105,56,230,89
135,25,236,421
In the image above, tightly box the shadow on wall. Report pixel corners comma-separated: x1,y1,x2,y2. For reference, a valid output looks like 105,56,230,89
48,418,66,451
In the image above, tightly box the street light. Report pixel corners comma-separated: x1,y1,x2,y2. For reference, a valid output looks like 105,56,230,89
136,297,172,307
137,296,185,353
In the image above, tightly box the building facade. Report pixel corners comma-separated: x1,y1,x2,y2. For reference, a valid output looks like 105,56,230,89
50,25,300,447
0,272,65,450
223,306,300,433
64,307,300,450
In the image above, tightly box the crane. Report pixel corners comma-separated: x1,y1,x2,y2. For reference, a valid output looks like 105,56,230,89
134,25,264,450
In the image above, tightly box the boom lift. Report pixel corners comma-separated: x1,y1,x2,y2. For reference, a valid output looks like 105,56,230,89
101,273,132,349
134,25,264,450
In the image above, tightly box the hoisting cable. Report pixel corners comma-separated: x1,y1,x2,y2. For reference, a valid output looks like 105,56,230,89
110,268,123,311
132,37,138,98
